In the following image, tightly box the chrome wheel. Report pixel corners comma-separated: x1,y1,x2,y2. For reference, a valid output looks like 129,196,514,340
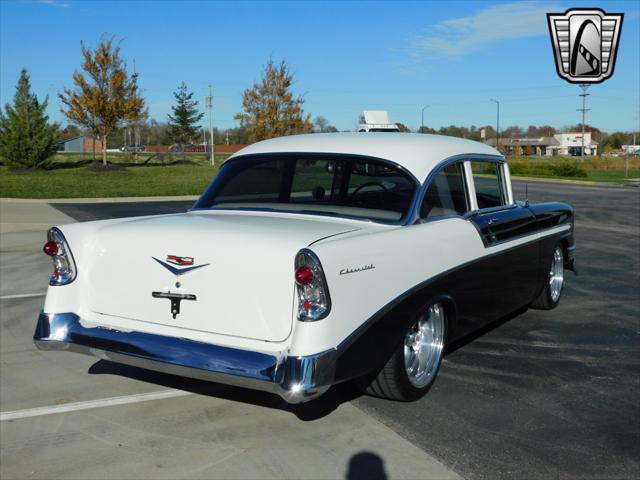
549,246,564,303
403,303,445,388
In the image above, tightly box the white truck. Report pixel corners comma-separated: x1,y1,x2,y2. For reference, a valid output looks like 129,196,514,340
358,110,400,132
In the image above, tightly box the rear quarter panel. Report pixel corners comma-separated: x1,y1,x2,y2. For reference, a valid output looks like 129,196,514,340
288,218,485,356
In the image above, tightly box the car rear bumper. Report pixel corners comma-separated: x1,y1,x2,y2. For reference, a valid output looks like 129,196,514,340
33,311,336,403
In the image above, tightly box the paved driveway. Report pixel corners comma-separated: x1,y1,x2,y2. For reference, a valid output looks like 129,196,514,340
1,180,638,479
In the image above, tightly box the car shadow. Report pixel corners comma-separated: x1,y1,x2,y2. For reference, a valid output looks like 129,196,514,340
88,359,363,421
87,307,530,421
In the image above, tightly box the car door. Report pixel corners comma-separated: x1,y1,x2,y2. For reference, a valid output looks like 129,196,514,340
417,160,505,340
464,160,539,324
412,159,540,342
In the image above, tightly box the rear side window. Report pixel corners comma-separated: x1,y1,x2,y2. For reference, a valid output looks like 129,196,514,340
420,163,468,218
470,161,506,209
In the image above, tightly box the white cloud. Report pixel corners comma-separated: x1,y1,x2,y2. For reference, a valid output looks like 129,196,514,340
411,2,559,57
37,0,71,8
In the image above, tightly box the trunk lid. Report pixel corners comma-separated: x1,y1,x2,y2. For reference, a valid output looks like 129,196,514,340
87,211,360,342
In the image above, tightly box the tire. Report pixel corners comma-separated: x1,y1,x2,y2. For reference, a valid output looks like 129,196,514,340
531,244,565,310
358,302,446,401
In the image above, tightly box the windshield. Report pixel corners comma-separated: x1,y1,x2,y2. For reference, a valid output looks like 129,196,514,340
194,155,418,222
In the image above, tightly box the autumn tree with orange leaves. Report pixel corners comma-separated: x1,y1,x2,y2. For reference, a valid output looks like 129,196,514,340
235,59,312,142
59,38,146,165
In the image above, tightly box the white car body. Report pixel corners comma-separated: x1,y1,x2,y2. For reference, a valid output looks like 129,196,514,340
35,133,575,403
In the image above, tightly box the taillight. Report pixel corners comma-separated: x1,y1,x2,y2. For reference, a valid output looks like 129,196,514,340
44,228,76,286
294,249,331,321
43,241,59,256
295,265,314,285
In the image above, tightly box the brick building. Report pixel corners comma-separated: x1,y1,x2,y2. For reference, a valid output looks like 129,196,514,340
56,136,104,153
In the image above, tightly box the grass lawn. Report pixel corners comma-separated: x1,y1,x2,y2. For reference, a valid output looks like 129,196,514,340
584,169,640,183
510,169,640,183
0,164,220,198
508,155,640,184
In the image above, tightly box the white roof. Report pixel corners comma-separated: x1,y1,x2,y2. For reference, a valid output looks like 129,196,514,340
230,133,502,182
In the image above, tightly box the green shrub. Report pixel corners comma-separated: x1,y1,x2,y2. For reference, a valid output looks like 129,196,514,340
509,162,587,178
549,163,588,177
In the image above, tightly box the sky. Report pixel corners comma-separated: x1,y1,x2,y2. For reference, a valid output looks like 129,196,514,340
1,0,638,134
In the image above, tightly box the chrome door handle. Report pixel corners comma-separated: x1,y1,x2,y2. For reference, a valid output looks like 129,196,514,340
487,218,499,226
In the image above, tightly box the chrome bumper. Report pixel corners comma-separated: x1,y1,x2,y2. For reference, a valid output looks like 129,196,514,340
34,312,336,403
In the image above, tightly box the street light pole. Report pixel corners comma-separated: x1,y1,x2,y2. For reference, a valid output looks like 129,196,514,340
421,105,430,132
490,99,500,150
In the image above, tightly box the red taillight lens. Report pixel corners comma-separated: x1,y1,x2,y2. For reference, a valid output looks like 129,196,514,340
295,265,314,285
43,241,59,257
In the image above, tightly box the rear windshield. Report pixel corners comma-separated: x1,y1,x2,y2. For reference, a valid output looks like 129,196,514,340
194,155,418,222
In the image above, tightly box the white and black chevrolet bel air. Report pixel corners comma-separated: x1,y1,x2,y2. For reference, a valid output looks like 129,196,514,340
35,133,575,403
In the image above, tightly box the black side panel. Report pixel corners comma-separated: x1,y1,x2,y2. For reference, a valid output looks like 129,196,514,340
465,205,541,331
528,201,575,272
334,239,539,383
333,201,575,384
527,202,574,230
467,205,538,246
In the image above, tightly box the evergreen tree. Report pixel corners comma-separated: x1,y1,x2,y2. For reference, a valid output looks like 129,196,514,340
235,59,313,142
167,82,204,146
0,69,59,168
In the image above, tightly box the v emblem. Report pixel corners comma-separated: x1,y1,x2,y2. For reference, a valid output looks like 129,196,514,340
152,257,209,276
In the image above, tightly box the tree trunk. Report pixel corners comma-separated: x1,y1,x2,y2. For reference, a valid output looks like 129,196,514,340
92,135,96,162
102,134,107,166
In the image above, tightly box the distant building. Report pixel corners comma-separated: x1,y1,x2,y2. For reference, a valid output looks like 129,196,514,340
485,137,559,156
553,132,598,156
56,136,104,153
485,132,598,156
621,145,640,155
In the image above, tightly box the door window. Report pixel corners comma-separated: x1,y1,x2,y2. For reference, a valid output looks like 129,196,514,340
470,161,506,209
420,163,468,218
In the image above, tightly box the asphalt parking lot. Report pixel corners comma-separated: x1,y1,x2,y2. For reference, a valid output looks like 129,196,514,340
1,180,638,479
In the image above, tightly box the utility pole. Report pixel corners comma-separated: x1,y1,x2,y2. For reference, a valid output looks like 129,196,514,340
206,85,214,166
421,105,430,132
490,99,500,151
578,84,590,160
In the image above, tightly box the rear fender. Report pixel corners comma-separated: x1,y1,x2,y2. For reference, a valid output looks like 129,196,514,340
332,279,458,383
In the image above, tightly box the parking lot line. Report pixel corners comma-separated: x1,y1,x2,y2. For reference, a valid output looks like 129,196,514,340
0,389,193,421
0,293,45,300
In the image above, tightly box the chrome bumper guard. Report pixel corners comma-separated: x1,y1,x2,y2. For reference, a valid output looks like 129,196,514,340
34,312,336,403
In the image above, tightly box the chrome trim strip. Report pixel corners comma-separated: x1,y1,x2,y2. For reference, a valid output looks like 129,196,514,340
405,153,506,225
34,312,336,404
